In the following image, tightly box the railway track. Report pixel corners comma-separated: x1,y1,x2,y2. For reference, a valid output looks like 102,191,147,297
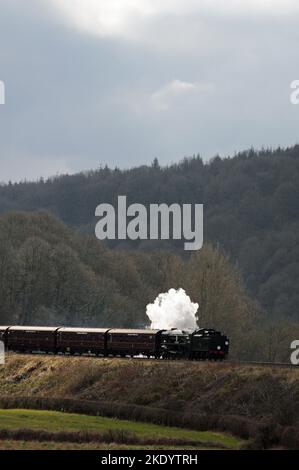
225,360,298,368
5,351,298,368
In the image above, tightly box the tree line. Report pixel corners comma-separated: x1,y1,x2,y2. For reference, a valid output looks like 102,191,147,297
1,146,299,322
0,211,297,361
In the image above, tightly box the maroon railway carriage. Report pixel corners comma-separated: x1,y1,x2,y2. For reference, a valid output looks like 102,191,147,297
106,329,162,357
2,326,230,360
6,326,59,353
56,327,109,355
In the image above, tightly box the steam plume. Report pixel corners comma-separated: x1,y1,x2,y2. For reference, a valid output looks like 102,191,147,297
146,288,198,330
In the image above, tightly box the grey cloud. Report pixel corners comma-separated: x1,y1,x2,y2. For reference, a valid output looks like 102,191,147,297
0,0,298,181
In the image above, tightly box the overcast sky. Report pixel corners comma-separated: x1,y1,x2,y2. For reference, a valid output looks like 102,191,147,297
0,0,298,182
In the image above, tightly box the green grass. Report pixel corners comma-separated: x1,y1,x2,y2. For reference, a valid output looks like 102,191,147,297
0,440,226,450
0,409,241,449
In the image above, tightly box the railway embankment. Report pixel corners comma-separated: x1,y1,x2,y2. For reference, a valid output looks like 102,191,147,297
1,354,299,448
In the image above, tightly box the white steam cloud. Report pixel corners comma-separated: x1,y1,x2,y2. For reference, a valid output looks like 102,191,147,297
146,288,199,330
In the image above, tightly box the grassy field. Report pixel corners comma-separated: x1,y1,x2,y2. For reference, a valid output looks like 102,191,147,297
1,354,298,449
0,409,242,450
0,441,230,450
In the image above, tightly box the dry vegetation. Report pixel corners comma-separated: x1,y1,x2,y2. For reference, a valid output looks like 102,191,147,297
1,354,299,448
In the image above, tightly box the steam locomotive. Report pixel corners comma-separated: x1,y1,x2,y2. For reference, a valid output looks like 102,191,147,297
0,326,229,360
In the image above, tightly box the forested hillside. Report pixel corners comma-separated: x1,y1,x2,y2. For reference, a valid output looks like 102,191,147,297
0,211,297,361
1,146,299,321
